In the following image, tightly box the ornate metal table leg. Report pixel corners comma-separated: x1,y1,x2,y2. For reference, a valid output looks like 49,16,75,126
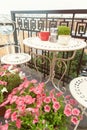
31,52,51,82
31,51,76,92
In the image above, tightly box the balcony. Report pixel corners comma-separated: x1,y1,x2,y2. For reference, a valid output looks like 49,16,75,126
0,9,87,84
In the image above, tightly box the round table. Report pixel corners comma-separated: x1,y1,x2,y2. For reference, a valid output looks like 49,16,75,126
23,37,87,92
1,53,31,65
23,37,86,52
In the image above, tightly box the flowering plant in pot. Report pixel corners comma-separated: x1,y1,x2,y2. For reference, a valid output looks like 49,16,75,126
0,65,24,104
0,78,82,130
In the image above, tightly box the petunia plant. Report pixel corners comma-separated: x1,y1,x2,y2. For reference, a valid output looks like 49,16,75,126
0,65,25,104
0,78,82,130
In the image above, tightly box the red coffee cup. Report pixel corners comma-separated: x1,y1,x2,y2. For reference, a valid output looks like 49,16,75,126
39,31,50,41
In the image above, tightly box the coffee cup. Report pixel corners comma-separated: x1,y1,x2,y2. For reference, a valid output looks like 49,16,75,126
39,31,50,41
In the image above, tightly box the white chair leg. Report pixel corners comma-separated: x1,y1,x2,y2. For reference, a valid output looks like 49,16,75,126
73,120,81,130
73,107,87,130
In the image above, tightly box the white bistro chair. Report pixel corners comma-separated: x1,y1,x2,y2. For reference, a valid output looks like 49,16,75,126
69,76,87,130
0,18,31,73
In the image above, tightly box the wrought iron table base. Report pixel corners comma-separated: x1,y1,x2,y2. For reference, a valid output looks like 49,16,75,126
32,51,76,92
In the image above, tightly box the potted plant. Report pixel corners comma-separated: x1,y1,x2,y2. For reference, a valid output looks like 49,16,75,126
0,65,25,116
0,78,82,130
58,25,71,45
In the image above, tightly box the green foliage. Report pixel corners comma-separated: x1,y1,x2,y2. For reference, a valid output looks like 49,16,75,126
0,73,22,92
67,50,87,78
58,26,71,35
0,65,23,103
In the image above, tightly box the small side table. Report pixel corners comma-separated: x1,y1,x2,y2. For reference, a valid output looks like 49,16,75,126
69,76,87,130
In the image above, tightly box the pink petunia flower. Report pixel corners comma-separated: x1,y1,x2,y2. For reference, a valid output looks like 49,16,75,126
10,95,18,104
16,119,21,129
49,89,55,98
64,107,72,117
52,97,57,102
33,117,38,124
24,95,35,104
2,64,10,70
0,80,7,86
17,104,26,113
4,109,11,119
0,123,8,130
11,112,17,122
71,116,79,125
56,92,63,97
68,99,78,105
44,96,51,104
72,108,80,116
44,105,51,112
53,101,60,111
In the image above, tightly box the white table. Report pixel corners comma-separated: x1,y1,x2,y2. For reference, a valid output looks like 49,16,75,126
69,76,87,130
1,53,31,65
23,37,86,91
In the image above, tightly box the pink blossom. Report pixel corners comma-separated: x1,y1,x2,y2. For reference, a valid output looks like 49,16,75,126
0,99,10,107
52,97,57,102
26,107,33,112
72,108,80,116
17,105,26,113
0,123,8,130
41,93,46,100
65,104,72,109
17,82,25,91
53,101,60,111
49,89,55,98
24,95,35,104
32,108,39,116
0,72,4,76
16,119,21,129
68,99,78,105
24,80,30,88
7,94,13,101
11,112,17,121
2,65,10,70
11,88,18,95
44,105,51,112
64,106,72,117
30,83,44,95
36,101,42,108
15,97,25,106
65,95,71,99
44,96,51,104
31,79,37,84
32,84,43,95
10,95,18,104
33,117,38,124
4,109,11,119
0,80,7,86
56,92,63,97
71,116,79,125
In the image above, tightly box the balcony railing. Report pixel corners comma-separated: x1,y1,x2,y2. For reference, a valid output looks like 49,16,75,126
11,9,87,84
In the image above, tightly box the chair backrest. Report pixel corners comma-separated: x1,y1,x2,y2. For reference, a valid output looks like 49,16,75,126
0,18,23,56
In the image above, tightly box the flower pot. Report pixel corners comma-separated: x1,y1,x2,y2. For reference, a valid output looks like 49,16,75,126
58,35,71,45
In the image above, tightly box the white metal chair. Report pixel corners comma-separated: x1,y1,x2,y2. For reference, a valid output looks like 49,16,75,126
0,18,31,74
69,76,87,130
